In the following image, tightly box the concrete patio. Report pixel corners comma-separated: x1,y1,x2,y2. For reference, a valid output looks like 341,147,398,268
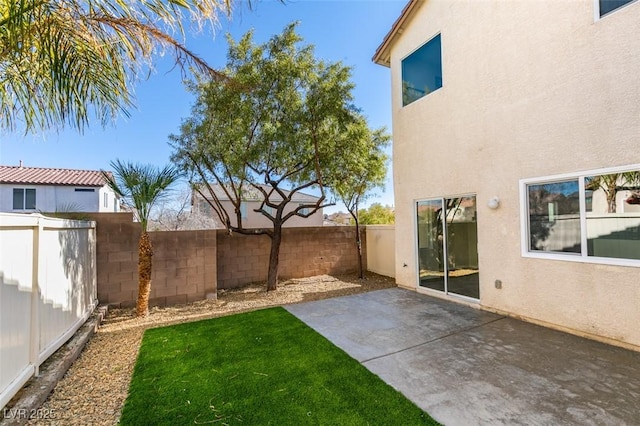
286,288,640,426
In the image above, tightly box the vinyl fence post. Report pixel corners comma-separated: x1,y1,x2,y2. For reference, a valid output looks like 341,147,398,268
30,218,42,377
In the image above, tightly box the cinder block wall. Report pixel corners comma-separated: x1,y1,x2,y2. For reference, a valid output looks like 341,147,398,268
217,227,366,289
92,212,140,306
85,213,217,308
88,214,365,307
147,229,217,306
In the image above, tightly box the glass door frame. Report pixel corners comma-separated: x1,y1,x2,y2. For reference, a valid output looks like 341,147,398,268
415,194,480,303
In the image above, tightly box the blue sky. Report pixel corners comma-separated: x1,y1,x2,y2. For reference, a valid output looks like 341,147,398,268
0,0,405,213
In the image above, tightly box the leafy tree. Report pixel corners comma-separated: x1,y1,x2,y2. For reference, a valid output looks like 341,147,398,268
171,23,386,291
359,203,395,225
333,133,389,279
102,160,180,316
0,0,242,133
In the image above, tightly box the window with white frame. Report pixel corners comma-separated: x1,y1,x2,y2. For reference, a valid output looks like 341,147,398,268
598,0,637,17
522,165,640,265
104,192,109,208
13,188,36,210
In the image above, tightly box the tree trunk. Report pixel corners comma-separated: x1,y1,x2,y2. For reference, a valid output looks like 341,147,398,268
136,231,153,317
607,192,617,214
266,224,282,291
606,177,618,213
355,218,364,279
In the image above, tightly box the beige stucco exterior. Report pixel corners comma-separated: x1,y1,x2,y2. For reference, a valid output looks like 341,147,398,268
193,187,324,229
380,0,640,349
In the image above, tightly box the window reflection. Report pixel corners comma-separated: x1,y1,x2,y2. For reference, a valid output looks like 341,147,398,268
401,34,442,106
600,0,636,17
445,197,479,299
417,199,445,292
528,180,581,253
417,196,479,299
586,171,640,260
525,170,640,262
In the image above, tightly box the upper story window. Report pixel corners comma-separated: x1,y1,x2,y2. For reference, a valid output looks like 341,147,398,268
197,200,212,215
599,0,637,17
401,34,442,106
104,192,109,208
13,188,36,210
521,165,640,266
298,203,310,216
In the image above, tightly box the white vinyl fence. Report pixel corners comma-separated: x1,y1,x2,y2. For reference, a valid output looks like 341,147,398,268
0,213,97,410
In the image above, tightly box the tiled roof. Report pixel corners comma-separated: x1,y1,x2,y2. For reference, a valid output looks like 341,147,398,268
0,165,110,186
372,0,422,67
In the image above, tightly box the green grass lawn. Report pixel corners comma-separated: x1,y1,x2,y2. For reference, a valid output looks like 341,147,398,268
120,307,439,425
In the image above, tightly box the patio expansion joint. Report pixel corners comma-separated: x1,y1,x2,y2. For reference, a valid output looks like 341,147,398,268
360,316,507,365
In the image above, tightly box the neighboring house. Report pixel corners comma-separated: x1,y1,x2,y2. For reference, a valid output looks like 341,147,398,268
192,184,324,229
0,163,120,213
374,0,640,349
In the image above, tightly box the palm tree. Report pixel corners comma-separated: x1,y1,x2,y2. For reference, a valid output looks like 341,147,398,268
102,160,180,316
0,0,238,133
586,172,640,213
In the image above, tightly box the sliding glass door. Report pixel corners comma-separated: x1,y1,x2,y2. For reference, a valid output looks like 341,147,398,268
417,196,479,300
417,199,445,292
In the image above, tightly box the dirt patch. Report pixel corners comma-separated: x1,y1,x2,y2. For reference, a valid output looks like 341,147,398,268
25,273,395,425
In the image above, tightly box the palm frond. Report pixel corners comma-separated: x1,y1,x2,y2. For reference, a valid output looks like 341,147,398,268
0,0,243,133
103,159,181,231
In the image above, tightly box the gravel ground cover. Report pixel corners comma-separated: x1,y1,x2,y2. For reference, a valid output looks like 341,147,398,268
25,273,395,425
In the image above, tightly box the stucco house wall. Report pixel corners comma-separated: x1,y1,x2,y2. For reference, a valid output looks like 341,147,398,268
193,187,324,229
0,165,119,213
0,184,118,213
379,0,640,349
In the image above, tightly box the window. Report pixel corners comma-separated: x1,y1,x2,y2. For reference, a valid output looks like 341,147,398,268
298,204,310,216
585,190,594,212
240,202,248,219
401,34,442,106
417,196,479,299
13,188,36,210
527,180,581,254
75,188,95,192
198,200,209,214
599,0,636,17
522,165,640,265
104,193,108,208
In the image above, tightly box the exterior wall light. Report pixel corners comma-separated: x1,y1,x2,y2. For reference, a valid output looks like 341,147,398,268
487,197,500,209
